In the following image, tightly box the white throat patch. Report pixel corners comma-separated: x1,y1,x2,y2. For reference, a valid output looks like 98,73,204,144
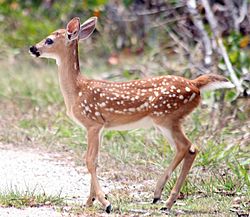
40,53,61,66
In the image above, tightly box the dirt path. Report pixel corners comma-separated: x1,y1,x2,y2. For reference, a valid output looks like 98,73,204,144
0,144,112,217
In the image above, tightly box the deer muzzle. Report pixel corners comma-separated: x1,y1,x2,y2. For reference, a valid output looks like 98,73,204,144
29,46,40,57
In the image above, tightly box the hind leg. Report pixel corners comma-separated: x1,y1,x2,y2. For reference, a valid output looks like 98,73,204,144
164,146,197,209
153,124,190,203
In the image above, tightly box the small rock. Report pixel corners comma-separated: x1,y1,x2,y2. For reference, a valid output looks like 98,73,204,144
45,201,51,205
232,196,242,204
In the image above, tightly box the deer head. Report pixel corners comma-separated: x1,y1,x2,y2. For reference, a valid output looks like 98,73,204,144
29,17,97,64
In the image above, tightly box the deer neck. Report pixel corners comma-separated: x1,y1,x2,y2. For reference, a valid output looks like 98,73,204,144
57,41,83,111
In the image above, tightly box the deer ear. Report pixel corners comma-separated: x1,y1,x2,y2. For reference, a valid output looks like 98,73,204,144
66,17,80,41
78,17,97,41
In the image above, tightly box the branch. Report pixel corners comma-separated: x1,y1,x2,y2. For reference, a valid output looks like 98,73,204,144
224,0,240,31
224,0,247,32
236,0,248,26
187,0,213,66
201,0,243,92
165,27,189,52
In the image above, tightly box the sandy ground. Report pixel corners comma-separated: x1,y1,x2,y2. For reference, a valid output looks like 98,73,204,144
0,144,112,217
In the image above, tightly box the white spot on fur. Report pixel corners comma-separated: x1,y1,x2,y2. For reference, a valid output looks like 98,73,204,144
100,102,106,107
189,93,196,101
85,105,90,111
154,91,159,97
128,108,136,112
185,87,191,92
149,96,155,102
143,102,149,108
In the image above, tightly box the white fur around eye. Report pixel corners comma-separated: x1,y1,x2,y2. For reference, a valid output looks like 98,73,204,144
46,35,56,42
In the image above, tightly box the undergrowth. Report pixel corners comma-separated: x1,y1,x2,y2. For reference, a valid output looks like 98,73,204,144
0,188,64,208
0,58,249,216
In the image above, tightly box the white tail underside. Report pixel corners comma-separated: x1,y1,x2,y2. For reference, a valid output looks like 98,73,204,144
200,81,235,93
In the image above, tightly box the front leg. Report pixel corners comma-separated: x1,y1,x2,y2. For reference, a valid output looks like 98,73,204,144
85,126,112,213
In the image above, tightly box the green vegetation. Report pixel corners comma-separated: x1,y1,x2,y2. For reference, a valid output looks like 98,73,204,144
0,188,64,208
0,57,249,216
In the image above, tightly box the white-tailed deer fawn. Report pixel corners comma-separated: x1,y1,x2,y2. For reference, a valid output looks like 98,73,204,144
29,17,234,213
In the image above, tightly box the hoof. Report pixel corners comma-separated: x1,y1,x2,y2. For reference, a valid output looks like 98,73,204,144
152,198,160,204
105,204,112,214
160,207,170,214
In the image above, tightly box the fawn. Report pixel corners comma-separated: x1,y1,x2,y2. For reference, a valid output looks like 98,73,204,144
30,17,234,213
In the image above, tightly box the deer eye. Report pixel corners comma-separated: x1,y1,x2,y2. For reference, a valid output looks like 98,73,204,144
45,38,54,45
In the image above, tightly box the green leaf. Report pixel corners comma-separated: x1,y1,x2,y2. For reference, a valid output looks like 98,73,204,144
83,0,108,9
225,90,237,102
218,62,227,71
123,0,133,7
229,50,239,64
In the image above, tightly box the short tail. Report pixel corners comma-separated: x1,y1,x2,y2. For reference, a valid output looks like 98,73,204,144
192,73,235,93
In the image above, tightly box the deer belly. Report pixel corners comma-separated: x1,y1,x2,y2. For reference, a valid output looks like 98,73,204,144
105,117,154,131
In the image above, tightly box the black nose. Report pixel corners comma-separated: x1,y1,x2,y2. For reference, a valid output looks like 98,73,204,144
29,46,37,53
29,46,40,57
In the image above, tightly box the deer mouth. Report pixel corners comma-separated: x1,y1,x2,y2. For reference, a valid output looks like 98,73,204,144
29,46,40,57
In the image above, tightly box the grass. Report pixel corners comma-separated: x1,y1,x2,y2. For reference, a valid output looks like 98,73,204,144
108,194,234,216
0,188,65,208
0,55,249,216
